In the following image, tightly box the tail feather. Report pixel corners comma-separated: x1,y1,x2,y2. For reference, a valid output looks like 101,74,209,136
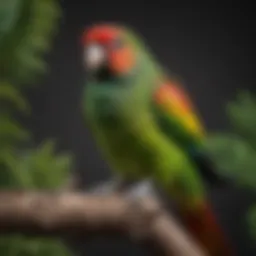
181,202,235,256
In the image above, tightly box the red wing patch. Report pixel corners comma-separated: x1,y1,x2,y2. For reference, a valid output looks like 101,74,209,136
154,80,194,114
154,79,205,137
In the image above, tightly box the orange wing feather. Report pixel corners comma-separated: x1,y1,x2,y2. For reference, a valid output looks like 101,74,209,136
154,79,205,139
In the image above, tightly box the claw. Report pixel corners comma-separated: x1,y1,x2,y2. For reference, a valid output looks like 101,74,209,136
125,179,159,199
88,177,126,195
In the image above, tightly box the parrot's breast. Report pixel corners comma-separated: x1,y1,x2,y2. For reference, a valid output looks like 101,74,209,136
87,94,154,178
83,64,193,184
85,87,183,181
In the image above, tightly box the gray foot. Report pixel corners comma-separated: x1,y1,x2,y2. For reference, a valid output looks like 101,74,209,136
88,178,159,200
88,177,123,195
125,179,159,199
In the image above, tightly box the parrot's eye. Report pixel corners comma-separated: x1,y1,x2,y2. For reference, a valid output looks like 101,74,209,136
111,38,124,49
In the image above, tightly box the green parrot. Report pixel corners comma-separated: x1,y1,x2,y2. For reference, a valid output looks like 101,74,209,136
81,23,234,256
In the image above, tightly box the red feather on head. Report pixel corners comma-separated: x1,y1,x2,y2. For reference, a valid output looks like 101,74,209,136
81,24,135,75
81,24,120,46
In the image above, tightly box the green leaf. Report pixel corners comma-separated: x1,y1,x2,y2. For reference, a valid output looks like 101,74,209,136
204,91,256,192
0,114,30,143
227,91,256,149
0,0,61,86
0,1,73,255
204,134,256,189
6,140,73,189
0,82,30,113
0,0,21,37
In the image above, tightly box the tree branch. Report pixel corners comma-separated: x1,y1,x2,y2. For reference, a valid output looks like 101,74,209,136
0,191,207,256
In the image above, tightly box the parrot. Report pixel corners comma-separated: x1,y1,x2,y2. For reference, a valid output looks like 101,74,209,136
80,23,234,256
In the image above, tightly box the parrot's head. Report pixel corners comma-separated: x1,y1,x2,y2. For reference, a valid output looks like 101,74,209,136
81,23,145,81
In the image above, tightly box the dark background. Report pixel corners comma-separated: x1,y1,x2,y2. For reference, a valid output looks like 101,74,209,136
26,2,255,255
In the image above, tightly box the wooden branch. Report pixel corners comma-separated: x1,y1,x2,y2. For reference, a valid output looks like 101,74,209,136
0,191,207,256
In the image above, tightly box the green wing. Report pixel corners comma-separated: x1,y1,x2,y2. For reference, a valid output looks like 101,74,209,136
152,78,205,152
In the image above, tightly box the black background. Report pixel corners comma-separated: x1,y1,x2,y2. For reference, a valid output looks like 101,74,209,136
26,2,255,255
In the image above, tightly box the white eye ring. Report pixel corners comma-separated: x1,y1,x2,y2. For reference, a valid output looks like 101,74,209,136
84,44,106,70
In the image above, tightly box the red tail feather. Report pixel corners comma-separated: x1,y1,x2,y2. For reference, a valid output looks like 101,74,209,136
181,203,235,256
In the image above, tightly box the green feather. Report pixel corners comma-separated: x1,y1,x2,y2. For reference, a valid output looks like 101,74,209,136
83,25,206,207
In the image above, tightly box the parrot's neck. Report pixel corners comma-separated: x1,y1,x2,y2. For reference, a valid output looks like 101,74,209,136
95,66,114,82
84,53,161,129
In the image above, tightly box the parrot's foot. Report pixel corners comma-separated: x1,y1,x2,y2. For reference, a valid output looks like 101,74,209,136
125,179,159,200
88,177,127,195
123,181,162,240
88,178,158,199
